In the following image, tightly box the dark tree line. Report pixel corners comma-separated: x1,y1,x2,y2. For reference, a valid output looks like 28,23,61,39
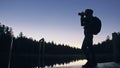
93,32,120,55
0,23,12,53
13,35,82,55
0,23,82,68
93,36,113,54
0,23,120,67
0,23,81,56
0,23,13,68
1,23,120,56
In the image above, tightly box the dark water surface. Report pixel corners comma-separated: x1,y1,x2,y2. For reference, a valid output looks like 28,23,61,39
9,55,85,68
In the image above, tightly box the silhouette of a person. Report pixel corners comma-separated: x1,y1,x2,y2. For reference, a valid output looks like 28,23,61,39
79,9,101,67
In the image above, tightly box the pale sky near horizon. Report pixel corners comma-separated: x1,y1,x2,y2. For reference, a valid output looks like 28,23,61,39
0,0,120,48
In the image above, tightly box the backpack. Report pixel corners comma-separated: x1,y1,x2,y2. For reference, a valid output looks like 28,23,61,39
91,17,102,35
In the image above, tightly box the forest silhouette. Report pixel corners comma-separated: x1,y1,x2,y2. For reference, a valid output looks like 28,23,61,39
0,23,120,68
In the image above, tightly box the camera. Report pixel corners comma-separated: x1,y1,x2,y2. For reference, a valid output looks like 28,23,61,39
78,12,85,16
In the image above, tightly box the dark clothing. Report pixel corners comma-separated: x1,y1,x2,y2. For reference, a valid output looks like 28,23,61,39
81,16,96,64
82,31,96,64
81,17,95,34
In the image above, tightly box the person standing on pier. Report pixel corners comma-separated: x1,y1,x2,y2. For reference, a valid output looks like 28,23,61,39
78,9,101,68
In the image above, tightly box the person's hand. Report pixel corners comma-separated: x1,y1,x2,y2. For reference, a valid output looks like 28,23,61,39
78,12,84,16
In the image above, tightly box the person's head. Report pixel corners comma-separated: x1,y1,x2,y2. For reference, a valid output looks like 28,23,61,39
85,9,93,17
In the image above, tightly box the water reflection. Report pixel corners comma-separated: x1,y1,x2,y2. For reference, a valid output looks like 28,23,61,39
34,60,86,68
52,60,87,68
10,55,85,68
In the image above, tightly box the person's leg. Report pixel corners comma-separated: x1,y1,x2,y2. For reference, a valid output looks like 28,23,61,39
81,37,89,61
81,35,92,66
82,34,97,67
86,35,93,63
81,37,90,67
87,35,97,67
88,45,97,65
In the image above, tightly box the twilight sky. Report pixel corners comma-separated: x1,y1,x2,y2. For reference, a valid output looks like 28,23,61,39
0,0,120,48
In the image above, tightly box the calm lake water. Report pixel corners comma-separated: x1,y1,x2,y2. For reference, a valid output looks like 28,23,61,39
7,55,86,68
34,59,87,68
